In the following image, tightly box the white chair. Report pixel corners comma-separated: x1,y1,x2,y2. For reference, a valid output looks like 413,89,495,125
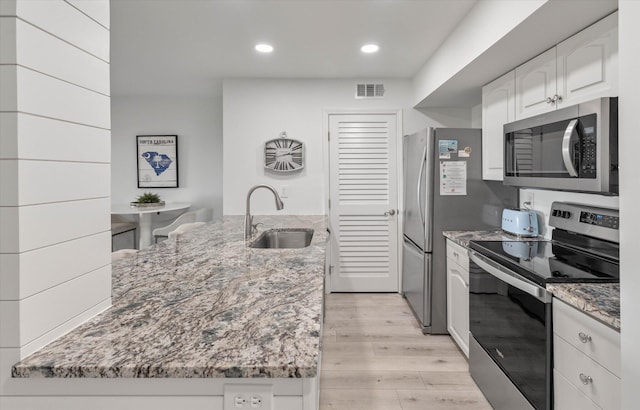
111,248,139,262
195,207,214,222
168,222,206,240
152,211,197,243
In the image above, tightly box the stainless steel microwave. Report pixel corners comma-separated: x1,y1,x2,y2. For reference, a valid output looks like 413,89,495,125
503,97,618,195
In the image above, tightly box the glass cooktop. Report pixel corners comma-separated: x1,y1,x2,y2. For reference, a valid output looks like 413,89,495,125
468,239,619,287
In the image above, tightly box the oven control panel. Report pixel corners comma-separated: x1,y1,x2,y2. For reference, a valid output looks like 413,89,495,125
550,202,619,243
579,211,619,229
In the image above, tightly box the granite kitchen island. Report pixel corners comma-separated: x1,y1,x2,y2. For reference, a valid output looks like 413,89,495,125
9,215,328,410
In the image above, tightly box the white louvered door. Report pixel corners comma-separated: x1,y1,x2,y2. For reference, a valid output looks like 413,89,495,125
328,114,399,292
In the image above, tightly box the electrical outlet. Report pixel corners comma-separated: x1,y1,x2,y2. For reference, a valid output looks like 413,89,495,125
279,185,288,198
250,395,263,408
235,395,247,408
224,384,273,409
522,190,534,210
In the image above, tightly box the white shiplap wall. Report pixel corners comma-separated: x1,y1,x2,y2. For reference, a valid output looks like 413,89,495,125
0,0,111,399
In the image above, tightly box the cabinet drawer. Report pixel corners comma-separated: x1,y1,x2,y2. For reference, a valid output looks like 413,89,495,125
446,240,468,269
553,369,601,410
553,299,620,376
554,334,620,410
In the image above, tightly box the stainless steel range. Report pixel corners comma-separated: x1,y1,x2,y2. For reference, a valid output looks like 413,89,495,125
467,202,619,410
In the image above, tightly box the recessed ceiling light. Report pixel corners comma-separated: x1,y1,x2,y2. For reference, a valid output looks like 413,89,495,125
361,44,379,53
255,43,274,53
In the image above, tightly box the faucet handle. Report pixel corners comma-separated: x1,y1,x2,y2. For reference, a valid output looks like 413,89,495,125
252,222,263,234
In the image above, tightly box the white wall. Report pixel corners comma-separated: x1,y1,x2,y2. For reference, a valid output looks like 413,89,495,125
111,96,223,226
0,0,111,401
471,104,482,128
414,106,474,128
618,1,640,407
412,0,546,106
223,78,473,215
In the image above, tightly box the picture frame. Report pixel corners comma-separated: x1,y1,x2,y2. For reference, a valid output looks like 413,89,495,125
136,135,179,188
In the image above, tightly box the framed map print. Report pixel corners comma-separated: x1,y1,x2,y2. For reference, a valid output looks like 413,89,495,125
136,135,179,188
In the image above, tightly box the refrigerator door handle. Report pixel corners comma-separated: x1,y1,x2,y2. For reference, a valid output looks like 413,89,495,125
423,131,434,253
416,146,427,228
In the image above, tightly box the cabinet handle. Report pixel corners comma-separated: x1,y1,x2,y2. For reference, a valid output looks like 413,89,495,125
579,373,593,385
545,94,562,104
384,209,396,216
578,332,592,343
453,251,459,258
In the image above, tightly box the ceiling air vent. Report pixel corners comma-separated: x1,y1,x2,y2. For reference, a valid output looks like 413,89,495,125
355,83,385,99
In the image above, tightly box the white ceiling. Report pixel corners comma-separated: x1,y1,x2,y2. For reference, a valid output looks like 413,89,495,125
109,0,477,97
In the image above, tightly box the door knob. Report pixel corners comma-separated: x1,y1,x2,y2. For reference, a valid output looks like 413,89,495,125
384,209,396,216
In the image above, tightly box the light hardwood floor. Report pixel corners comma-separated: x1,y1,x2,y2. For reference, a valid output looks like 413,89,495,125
319,293,492,410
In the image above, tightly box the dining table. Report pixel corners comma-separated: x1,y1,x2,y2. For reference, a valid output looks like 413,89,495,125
111,202,191,249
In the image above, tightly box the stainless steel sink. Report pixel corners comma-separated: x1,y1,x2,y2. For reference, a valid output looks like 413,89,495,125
249,228,314,249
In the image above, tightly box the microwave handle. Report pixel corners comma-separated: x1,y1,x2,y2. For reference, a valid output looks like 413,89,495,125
561,119,579,177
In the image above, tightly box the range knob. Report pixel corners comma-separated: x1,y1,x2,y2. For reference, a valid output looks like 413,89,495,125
552,210,571,218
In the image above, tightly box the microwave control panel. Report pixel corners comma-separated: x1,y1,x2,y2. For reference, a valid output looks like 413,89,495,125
578,115,597,178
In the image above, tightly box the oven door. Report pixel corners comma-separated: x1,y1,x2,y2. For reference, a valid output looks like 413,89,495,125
468,250,552,410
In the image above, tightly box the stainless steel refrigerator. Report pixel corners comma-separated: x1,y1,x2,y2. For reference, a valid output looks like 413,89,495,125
402,128,517,334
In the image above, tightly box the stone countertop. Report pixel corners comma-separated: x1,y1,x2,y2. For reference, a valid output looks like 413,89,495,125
443,230,620,331
443,229,545,248
12,215,328,379
547,283,620,331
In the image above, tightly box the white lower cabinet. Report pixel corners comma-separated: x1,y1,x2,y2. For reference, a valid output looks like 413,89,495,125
446,239,469,357
553,299,620,410
553,369,601,410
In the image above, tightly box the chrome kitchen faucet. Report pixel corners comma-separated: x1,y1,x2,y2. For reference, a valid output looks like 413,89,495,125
244,184,284,238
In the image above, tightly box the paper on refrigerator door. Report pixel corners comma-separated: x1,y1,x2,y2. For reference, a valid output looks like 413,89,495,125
440,161,467,195
438,139,458,159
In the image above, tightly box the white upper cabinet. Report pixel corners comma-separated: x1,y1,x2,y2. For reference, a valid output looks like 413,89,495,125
482,71,515,180
515,48,558,119
515,12,618,120
557,12,618,108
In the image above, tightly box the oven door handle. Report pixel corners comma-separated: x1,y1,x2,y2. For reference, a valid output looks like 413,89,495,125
561,119,579,177
469,250,551,302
